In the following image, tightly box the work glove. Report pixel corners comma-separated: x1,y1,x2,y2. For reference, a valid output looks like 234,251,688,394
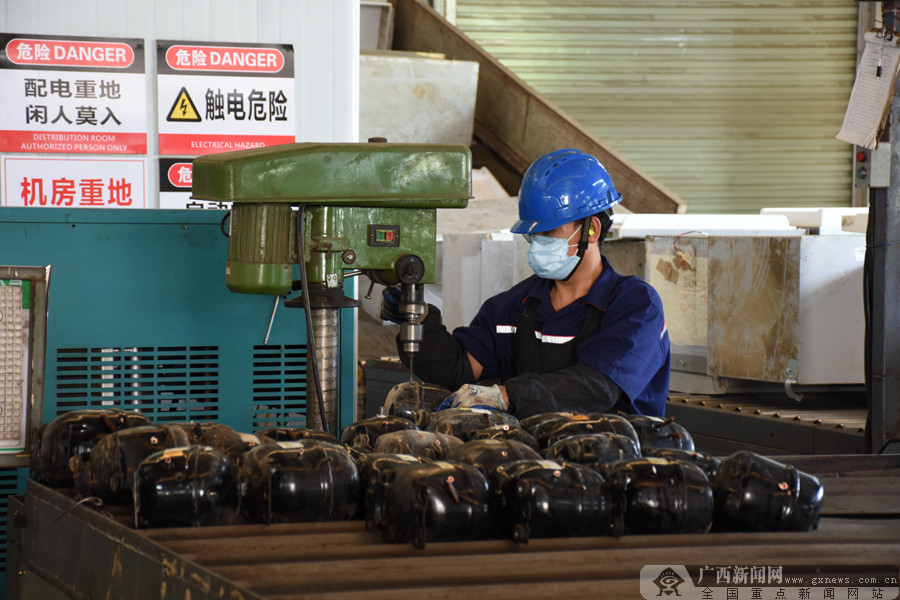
437,384,508,412
379,286,404,324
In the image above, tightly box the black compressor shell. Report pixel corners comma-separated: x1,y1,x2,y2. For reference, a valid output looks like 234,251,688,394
381,461,491,548
604,457,714,536
33,408,151,487
239,440,359,524
489,459,613,543
135,445,240,528
713,451,824,532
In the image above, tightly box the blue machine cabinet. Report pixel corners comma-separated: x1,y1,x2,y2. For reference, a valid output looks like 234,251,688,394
0,207,357,429
0,207,359,597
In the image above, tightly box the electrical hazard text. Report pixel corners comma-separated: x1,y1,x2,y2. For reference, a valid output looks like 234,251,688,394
204,88,288,122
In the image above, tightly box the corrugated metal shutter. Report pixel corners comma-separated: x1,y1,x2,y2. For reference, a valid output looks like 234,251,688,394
455,1,859,214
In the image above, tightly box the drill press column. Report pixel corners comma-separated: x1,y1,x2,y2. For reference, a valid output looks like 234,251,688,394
305,306,340,433
191,142,471,431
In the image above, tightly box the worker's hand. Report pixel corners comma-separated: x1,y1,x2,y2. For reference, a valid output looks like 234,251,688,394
438,384,509,412
379,286,404,324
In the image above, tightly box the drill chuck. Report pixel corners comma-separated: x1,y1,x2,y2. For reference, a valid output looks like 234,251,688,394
398,283,426,358
399,321,423,356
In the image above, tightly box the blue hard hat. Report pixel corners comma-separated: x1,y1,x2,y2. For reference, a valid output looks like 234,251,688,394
510,149,622,234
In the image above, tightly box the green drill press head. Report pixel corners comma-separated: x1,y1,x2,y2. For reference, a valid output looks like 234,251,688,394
190,142,472,295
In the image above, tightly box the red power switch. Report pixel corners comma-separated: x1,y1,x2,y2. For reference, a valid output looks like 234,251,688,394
856,150,867,162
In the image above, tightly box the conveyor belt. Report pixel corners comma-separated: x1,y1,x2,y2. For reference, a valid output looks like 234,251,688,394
667,393,868,455
8,455,900,600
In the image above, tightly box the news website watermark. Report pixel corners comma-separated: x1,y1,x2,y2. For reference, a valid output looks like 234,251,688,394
640,564,899,600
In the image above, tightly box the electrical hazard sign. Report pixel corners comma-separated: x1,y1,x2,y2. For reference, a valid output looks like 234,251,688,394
158,157,230,210
166,88,201,122
0,33,147,154
156,40,295,156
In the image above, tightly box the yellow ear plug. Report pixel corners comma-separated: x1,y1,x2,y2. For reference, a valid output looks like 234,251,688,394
589,229,595,236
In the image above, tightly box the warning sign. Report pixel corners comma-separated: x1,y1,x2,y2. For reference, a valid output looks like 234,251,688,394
156,40,295,156
2,156,146,208
166,87,201,122
158,157,230,210
0,33,147,154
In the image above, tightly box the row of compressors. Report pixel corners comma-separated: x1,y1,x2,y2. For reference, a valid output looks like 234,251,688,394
30,385,825,548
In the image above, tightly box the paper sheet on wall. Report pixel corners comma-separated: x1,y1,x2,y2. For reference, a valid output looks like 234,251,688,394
837,31,900,149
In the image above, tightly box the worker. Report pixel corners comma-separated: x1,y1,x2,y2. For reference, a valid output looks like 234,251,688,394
382,148,670,419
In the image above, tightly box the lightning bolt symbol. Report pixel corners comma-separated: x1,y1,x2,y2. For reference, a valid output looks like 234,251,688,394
180,97,188,116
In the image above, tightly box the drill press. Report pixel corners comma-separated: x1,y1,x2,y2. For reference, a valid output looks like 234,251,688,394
191,142,471,433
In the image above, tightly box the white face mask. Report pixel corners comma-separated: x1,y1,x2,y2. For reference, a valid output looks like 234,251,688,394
526,225,582,280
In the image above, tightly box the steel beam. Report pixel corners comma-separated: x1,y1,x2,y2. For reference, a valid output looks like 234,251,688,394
7,481,264,600
867,2,900,454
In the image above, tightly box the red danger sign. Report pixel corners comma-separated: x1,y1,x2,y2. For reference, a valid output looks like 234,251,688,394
167,162,193,188
5,38,134,68
165,45,285,73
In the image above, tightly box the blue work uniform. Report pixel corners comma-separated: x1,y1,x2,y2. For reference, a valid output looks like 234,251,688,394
453,256,670,416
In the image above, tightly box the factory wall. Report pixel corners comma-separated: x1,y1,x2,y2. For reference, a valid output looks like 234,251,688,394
0,0,360,207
